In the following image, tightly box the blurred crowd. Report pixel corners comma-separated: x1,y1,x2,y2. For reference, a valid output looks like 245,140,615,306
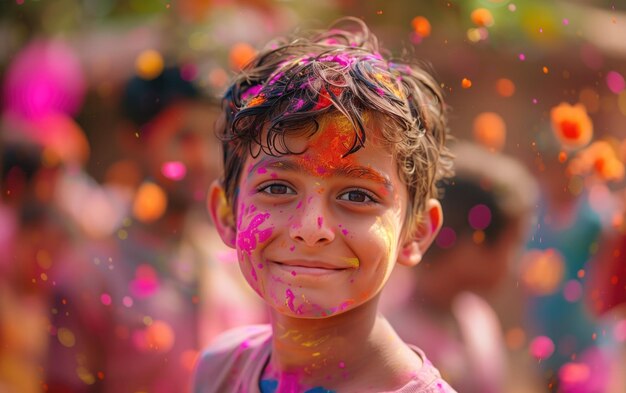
1,1,626,392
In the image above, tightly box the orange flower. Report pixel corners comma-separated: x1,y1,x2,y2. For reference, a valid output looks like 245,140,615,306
550,102,593,149
411,16,431,37
568,140,624,182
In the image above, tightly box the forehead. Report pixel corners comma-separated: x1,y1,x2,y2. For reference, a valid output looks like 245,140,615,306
244,113,400,184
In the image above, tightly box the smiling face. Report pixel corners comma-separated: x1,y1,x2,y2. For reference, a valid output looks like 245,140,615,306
211,114,440,319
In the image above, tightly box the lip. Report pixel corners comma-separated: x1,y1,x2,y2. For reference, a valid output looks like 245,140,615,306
271,260,349,276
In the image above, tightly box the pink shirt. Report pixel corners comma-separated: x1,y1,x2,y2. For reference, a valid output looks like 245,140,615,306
192,324,457,393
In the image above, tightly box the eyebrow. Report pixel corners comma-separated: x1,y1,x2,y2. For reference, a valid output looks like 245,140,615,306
248,158,394,190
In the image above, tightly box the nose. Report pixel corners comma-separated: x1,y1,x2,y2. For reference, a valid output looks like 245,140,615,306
289,196,335,247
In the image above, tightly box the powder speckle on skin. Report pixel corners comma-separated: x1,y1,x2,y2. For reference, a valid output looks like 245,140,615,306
317,216,323,229
342,257,359,268
285,289,303,314
237,213,272,254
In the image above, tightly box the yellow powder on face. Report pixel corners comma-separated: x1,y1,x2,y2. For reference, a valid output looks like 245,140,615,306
342,257,360,268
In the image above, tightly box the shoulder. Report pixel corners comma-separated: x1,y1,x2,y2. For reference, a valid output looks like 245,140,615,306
191,324,272,393
400,346,459,393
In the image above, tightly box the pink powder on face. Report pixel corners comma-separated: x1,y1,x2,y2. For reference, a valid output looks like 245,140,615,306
257,167,267,174
317,216,323,228
285,289,303,314
237,213,272,254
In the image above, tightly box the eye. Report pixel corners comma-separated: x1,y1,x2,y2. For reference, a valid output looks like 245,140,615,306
338,189,377,204
258,183,296,195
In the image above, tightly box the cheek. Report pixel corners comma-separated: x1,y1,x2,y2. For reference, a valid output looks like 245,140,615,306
236,203,274,254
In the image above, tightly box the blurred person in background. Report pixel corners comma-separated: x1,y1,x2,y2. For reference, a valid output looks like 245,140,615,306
43,64,265,392
383,141,542,393
0,38,98,393
520,137,610,393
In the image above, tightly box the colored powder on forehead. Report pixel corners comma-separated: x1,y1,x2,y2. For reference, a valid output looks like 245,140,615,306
295,116,357,177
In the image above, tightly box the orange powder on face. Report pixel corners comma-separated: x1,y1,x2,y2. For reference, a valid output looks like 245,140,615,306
295,115,357,176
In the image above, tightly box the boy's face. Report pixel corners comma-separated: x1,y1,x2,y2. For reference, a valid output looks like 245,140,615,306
212,114,439,318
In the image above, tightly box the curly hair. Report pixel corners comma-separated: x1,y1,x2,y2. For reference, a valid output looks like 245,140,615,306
216,17,453,237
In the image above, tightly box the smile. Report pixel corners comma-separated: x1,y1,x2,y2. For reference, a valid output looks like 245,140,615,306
272,260,350,276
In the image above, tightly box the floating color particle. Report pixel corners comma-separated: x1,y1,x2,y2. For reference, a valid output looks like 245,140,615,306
520,249,565,295
559,362,590,385
100,293,112,306
229,43,257,71
558,151,567,163
146,320,175,352
473,111,506,152
495,78,516,97
550,102,593,149
543,66,549,74
57,327,76,348
122,296,134,308
563,280,583,302
133,181,167,223
461,78,472,89
529,336,555,360
519,53,526,61
471,8,494,27
161,161,187,181
606,71,625,94
467,27,489,43
508,3,516,12
135,49,164,80
532,98,538,104
563,18,569,25
567,141,624,182
468,204,491,230
411,16,431,38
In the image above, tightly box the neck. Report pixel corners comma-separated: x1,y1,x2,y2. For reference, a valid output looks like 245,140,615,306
263,296,422,392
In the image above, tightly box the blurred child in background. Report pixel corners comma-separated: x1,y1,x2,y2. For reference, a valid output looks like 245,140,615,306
384,141,541,393
44,65,264,392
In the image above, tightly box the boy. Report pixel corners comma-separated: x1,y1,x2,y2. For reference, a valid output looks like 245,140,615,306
193,17,456,392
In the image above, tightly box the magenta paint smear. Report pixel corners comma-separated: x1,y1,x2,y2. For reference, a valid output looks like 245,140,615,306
317,216,323,229
237,213,272,254
285,289,304,314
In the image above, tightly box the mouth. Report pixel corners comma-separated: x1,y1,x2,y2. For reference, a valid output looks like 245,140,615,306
272,261,350,276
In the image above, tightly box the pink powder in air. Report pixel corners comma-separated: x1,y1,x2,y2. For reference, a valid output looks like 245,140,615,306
161,161,186,181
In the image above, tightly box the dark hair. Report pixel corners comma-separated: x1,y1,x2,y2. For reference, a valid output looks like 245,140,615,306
217,17,453,236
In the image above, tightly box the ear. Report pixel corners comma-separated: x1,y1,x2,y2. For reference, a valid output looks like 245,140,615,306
207,180,237,248
397,198,443,267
